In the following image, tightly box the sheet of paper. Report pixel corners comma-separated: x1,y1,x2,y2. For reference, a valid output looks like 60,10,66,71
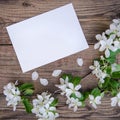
6,3,89,73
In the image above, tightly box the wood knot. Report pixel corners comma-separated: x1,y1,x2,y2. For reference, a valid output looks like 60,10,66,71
22,1,31,7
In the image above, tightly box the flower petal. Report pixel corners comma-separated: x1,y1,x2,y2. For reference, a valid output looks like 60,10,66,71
77,58,83,66
92,103,97,109
95,96,101,104
110,24,117,30
75,91,81,98
40,78,48,86
68,83,74,89
105,29,112,35
105,48,110,58
32,71,39,81
94,61,100,67
65,88,72,97
37,95,43,102
94,42,100,49
117,32,120,37
117,92,120,98
52,70,62,77
109,45,117,52
89,65,95,70
75,84,81,90
118,101,120,107
111,97,117,106
95,34,102,40
73,105,78,112
99,42,106,51
89,95,94,100
113,19,119,24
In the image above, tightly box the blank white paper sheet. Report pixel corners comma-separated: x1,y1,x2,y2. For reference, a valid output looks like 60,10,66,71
6,3,89,73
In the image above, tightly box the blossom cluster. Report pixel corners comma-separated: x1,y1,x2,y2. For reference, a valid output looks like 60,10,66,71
56,76,83,112
3,82,21,111
111,92,120,107
94,19,120,58
32,92,59,120
89,59,107,84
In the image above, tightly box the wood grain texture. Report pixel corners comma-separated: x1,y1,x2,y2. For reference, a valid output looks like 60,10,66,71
0,0,120,120
0,45,101,94
0,0,120,44
0,94,120,120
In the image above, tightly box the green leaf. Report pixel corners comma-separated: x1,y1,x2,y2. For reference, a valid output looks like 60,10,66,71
106,57,116,64
91,88,101,97
84,92,90,99
50,99,58,107
102,77,110,89
70,93,76,98
98,81,103,88
111,89,118,96
19,83,34,92
73,76,81,86
81,102,85,107
106,49,120,64
61,73,73,82
109,79,119,89
79,94,85,101
22,98,33,113
115,64,120,71
111,71,120,79
24,89,34,96
106,66,112,74
101,92,104,98
70,93,85,102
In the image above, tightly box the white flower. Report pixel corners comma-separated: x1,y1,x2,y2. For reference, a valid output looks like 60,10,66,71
94,32,107,49
66,97,82,112
111,92,120,107
97,70,107,83
3,82,21,111
114,40,120,49
89,61,100,76
52,70,62,77
113,19,120,24
77,58,83,66
109,19,120,34
96,32,107,41
89,95,102,109
32,92,59,120
89,60,107,83
32,71,39,81
43,104,59,120
99,38,117,58
55,77,69,95
66,83,81,98
94,20,120,58
40,78,48,86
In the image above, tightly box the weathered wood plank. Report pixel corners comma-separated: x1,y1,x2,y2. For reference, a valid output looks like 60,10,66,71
0,45,101,94
0,0,120,44
0,45,119,94
0,94,120,120
0,1,120,119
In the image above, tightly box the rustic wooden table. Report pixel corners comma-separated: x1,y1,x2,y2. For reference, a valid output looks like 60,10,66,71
0,0,120,120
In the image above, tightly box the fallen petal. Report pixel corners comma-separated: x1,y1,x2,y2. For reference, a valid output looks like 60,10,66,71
52,70,62,77
40,78,48,86
77,58,83,66
32,71,39,81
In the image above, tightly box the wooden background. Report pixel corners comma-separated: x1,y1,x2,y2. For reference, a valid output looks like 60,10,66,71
0,0,120,120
